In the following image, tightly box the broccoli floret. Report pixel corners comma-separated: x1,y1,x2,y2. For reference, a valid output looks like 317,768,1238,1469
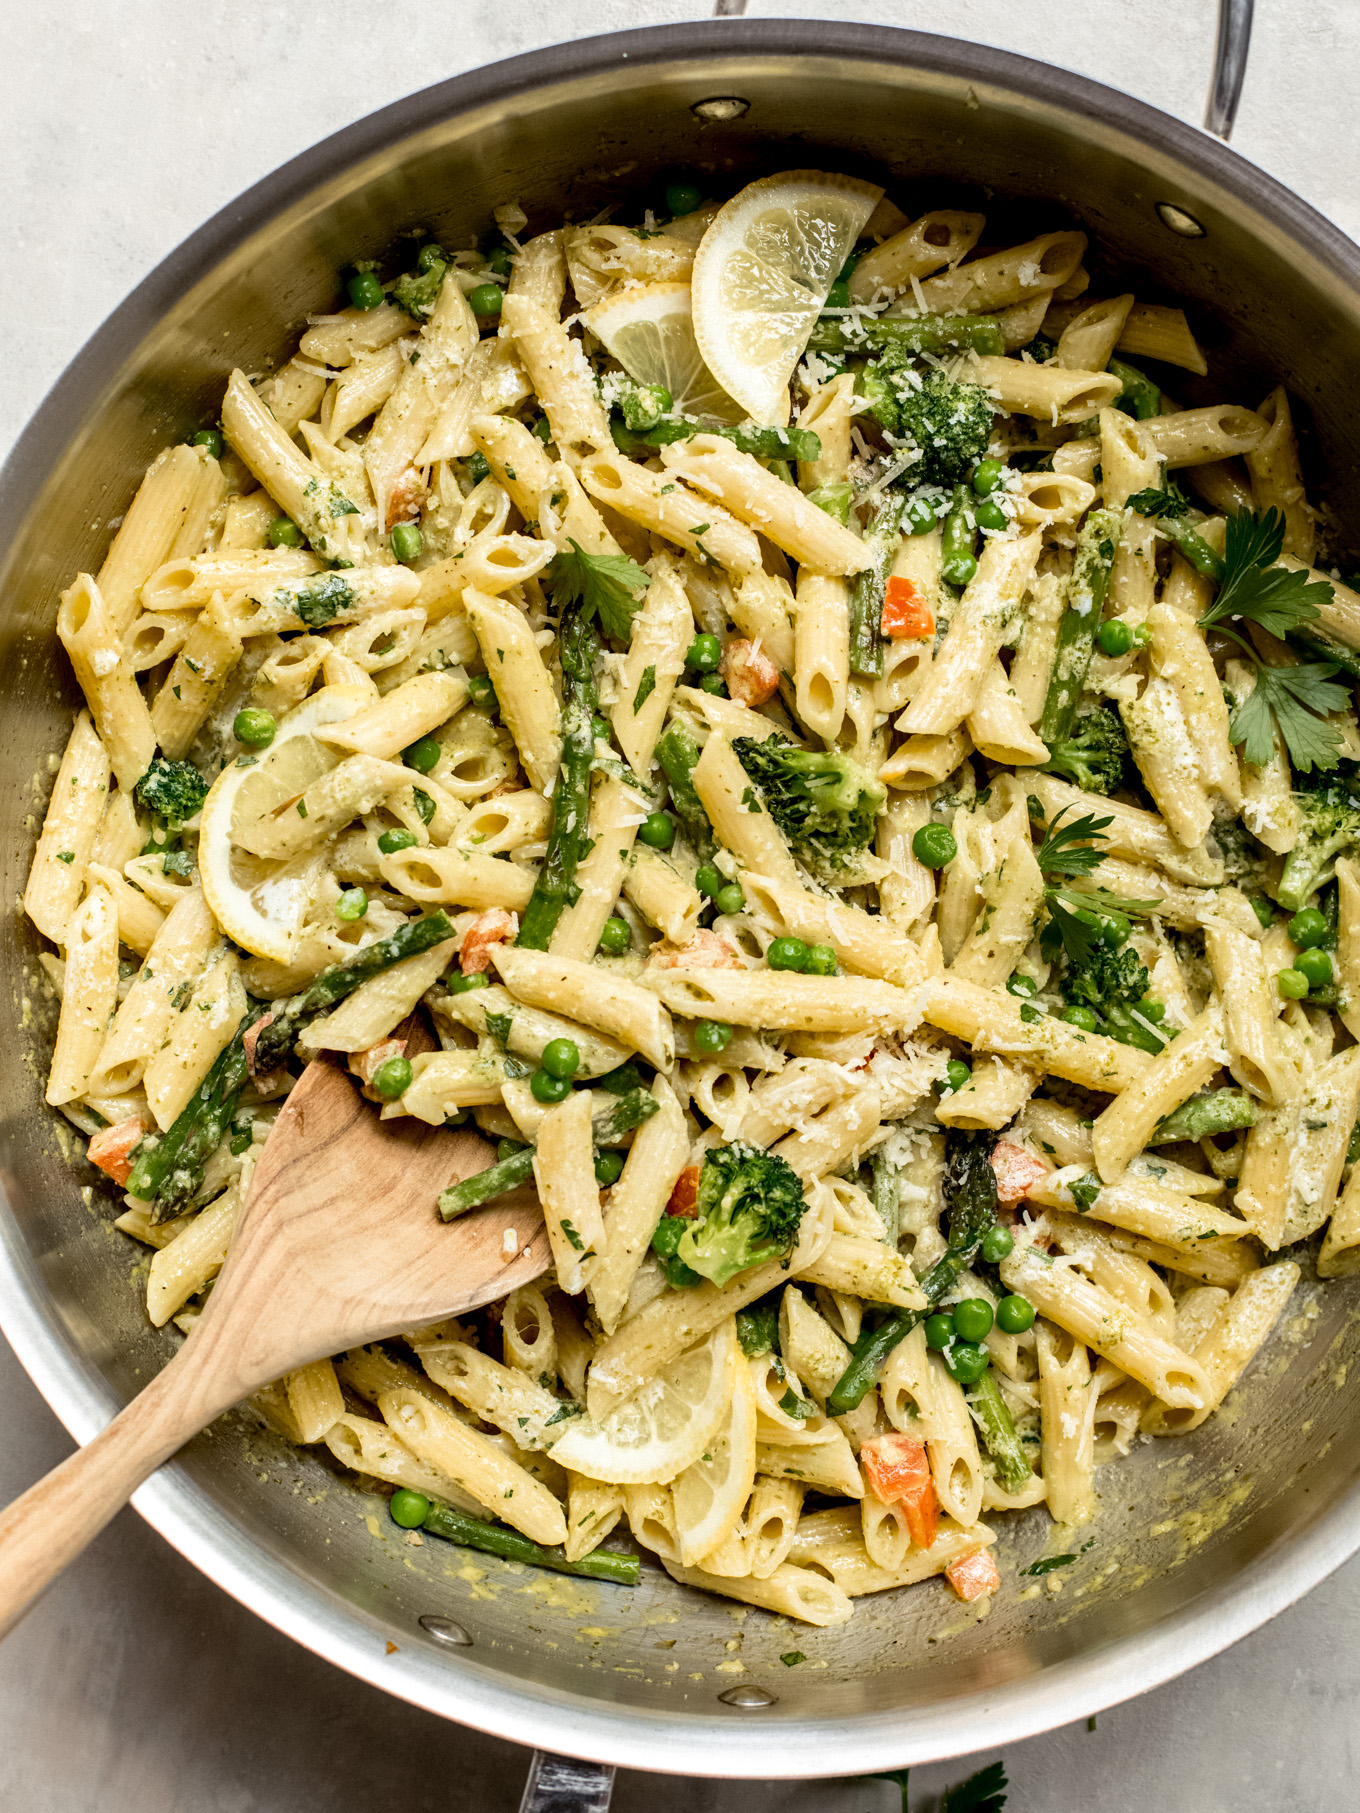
1061,944,1165,1053
672,1142,806,1287
1040,706,1129,795
134,758,208,830
391,257,447,322
892,369,995,486
733,735,885,872
1277,761,1360,912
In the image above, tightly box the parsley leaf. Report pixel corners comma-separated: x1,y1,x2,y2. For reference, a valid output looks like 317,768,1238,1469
1200,508,1333,641
1035,809,1112,880
942,1762,1008,1813
551,539,651,641
1036,810,1161,965
1126,479,1190,519
1230,662,1349,772
633,664,657,714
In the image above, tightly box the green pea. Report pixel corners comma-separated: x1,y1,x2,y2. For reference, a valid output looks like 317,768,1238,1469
403,735,441,774
942,1058,971,1093
924,1313,955,1351
466,451,491,484
335,887,368,922
389,1488,430,1529
467,674,497,707
347,270,384,311
1132,623,1152,648
694,1019,734,1054
468,283,504,317
695,864,724,899
714,883,745,917
1289,907,1329,949
190,428,224,458
377,828,418,854
417,243,446,273
594,1149,625,1186
541,1038,581,1080
1136,996,1165,1022
639,811,676,850
1250,896,1276,929
1096,619,1134,657
996,1293,1036,1334
941,548,977,587
804,943,838,977
974,497,1009,533
665,180,703,217
686,632,723,672
1006,974,1037,998
268,515,304,548
825,279,851,310
972,459,1005,496
530,1067,572,1104
912,823,958,869
1063,1005,1099,1031
699,673,728,697
981,1225,1014,1263
485,243,513,279
233,708,277,748
945,1341,989,1384
767,936,810,972
447,971,490,994
498,1139,529,1162
372,1056,413,1099
597,916,631,956
1101,913,1131,948
1295,947,1333,988
952,1298,994,1343
904,494,938,536
391,522,423,564
1277,968,1309,1000
591,715,612,743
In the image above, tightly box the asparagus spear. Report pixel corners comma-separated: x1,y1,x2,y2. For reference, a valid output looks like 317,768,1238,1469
1150,1087,1259,1144
871,1150,900,1247
966,1367,1033,1493
848,492,906,678
437,1087,661,1220
806,314,1005,358
517,606,600,950
1037,508,1122,746
610,419,823,462
654,719,716,859
421,1499,640,1584
127,913,456,1216
828,1133,999,1414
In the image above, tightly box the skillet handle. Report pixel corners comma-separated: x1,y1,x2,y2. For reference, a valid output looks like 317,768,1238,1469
1205,0,1254,139
519,1751,616,1813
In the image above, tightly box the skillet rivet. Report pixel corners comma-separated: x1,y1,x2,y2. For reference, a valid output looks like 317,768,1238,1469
691,96,750,122
419,1614,473,1646
1155,202,1207,239
718,1684,777,1708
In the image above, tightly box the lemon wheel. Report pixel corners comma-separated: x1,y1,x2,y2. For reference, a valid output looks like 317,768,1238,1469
583,281,741,424
690,170,883,425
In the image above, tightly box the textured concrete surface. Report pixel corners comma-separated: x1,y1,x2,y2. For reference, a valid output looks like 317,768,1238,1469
3,3,1358,1808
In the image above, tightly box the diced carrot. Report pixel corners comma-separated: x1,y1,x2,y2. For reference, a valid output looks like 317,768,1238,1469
349,1038,406,1087
460,908,518,974
649,930,742,971
87,1116,147,1187
861,1433,940,1549
385,467,426,530
666,1166,702,1219
945,1545,1000,1602
880,575,935,641
721,637,780,707
990,1138,1051,1203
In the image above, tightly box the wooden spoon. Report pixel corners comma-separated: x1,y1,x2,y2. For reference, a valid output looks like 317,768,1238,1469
0,1056,548,1638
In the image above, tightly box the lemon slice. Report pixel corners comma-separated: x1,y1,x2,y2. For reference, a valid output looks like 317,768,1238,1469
550,1320,736,1486
672,1344,757,1565
690,170,884,426
197,685,369,962
583,282,741,424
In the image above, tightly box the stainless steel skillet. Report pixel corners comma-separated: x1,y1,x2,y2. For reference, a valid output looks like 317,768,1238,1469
5,6,1360,1807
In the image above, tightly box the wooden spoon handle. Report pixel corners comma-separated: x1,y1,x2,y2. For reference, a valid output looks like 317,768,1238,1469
0,1333,238,1640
